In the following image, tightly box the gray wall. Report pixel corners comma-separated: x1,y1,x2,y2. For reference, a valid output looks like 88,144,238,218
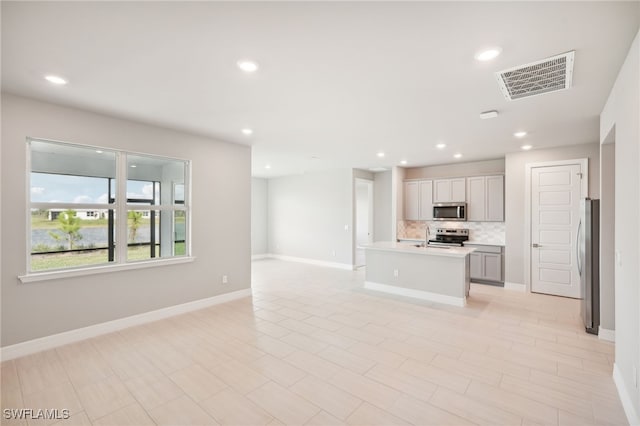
267,169,353,266
600,29,639,419
373,171,393,242
251,177,268,255
599,142,615,332
504,143,600,287
405,158,505,180
1,94,251,347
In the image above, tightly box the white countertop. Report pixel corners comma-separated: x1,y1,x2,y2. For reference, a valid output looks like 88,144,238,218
364,241,475,258
465,240,505,247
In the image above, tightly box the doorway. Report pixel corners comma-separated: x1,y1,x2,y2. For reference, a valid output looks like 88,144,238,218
355,179,374,267
525,159,588,298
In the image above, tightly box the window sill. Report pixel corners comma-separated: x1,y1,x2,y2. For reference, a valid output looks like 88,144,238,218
18,256,196,283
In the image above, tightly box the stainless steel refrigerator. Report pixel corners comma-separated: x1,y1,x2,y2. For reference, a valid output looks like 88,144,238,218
579,198,600,335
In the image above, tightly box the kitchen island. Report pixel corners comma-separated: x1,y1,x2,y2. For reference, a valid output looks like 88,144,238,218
363,242,475,307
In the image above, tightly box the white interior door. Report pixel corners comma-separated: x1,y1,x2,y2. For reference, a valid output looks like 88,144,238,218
355,180,373,267
531,164,582,298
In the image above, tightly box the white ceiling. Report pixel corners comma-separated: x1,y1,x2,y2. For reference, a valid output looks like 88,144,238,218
2,2,638,178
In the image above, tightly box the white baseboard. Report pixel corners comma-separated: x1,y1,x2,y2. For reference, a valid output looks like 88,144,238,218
504,281,526,292
267,254,353,271
251,254,269,260
0,288,252,361
598,326,615,342
613,363,640,426
364,281,465,307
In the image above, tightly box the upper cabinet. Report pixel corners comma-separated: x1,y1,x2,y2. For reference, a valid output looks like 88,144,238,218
466,175,504,222
404,174,504,222
433,178,466,203
404,181,420,220
419,180,433,220
404,180,433,220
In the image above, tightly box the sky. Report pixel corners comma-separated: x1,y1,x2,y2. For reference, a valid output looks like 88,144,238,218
31,173,155,204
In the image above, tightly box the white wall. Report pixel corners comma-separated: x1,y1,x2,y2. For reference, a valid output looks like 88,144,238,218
504,143,601,286
599,142,615,332
600,29,640,424
1,94,251,347
267,169,353,266
251,177,268,256
374,171,393,242
405,158,505,180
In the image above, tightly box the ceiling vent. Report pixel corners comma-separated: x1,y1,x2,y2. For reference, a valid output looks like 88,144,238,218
495,51,575,101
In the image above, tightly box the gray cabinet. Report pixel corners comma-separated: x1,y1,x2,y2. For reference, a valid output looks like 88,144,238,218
433,178,466,203
404,180,433,220
485,175,504,221
418,180,433,220
465,175,504,222
404,181,420,220
467,244,503,283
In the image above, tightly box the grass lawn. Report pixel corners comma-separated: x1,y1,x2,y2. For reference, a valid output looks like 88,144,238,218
31,242,186,271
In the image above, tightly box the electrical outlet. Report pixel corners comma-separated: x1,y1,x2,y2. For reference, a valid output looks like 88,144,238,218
332,250,336,257
222,275,228,284
344,225,349,231
393,269,399,277
615,250,622,267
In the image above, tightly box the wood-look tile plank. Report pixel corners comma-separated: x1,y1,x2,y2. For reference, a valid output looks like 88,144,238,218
92,403,155,426
430,387,522,426
148,395,218,426
247,381,321,425
168,363,228,402
200,388,274,426
76,375,136,420
317,346,376,374
290,375,362,420
465,381,559,425
345,402,410,426
364,364,437,402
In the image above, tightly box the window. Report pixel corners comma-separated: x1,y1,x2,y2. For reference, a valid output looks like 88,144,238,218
28,138,190,274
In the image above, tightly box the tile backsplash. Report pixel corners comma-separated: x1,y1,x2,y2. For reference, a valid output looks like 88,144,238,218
397,220,505,245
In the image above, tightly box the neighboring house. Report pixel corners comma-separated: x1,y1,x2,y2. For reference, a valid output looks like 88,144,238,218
48,209,150,221
48,209,107,221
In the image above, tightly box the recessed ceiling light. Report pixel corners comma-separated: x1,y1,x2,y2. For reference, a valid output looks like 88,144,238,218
95,150,103,154
130,164,137,168
454,153,463,159
44,75,67,85
237,60,259,73
265,164,271,169
241,128,253,135
377,152,385,158
521,145,532,150
436,143,447,149
475,47,502,62
514,131,527,138
479,110,499,120
400,160,408,165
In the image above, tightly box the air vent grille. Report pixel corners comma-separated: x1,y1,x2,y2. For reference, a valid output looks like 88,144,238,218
495,51,575,101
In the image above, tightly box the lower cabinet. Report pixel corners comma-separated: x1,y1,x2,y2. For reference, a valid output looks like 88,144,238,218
467,245,503,283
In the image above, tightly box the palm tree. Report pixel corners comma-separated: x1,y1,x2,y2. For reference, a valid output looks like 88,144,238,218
128,211,144,243
49,209,82,250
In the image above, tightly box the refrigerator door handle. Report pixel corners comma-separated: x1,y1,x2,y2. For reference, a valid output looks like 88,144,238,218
576,219,582,276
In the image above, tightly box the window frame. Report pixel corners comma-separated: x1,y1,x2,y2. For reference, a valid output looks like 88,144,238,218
21,138,193,282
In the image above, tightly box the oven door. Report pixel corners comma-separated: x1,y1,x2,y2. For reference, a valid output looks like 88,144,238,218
433,203,467,221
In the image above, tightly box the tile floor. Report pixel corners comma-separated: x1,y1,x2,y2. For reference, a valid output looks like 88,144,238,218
0,259,626,426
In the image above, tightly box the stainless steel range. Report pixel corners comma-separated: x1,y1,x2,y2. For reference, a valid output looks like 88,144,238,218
427,228,469,247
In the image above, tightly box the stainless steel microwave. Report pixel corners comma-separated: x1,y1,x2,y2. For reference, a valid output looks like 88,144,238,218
433,202,467,221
